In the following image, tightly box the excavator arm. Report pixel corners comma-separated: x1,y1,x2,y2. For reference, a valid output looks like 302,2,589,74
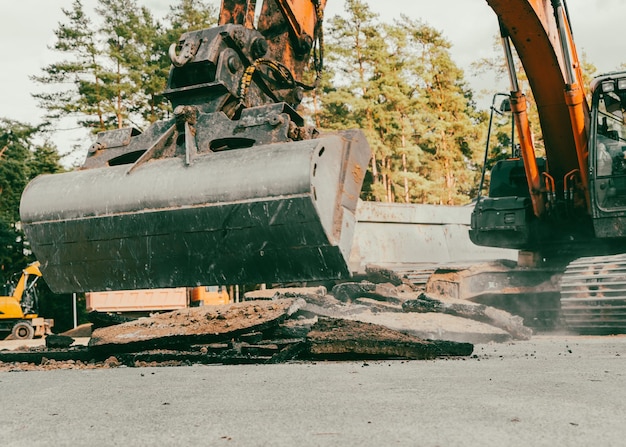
11,261,42,303
470,0,603,255
489,0,589,213
0,262,42,320
20,0,370,293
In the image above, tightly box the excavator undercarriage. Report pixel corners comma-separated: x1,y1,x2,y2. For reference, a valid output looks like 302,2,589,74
560,255,626,334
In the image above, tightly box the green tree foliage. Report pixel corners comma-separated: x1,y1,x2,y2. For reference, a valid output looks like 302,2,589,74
32,0,105,131
316,0,387,199
166,0,219,38
96,0,167,127
400,18,485,204
0,122,31,275
33,0,219,134
0,119,75,332
0,120,63,276
318,2,484,204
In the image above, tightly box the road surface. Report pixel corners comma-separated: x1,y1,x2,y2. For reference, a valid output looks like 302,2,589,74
2,335,625,446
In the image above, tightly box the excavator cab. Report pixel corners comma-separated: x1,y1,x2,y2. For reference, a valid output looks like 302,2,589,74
472,72,626,252
589,72,626,234
20,0,370,293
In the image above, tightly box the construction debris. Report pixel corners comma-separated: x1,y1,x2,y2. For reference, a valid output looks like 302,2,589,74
89,299,303,355
0,274,534,370
45,334,75,349
347,312,512,344
362,265,405,286
403,293,532,340
331,281,411,304
307,318,472,360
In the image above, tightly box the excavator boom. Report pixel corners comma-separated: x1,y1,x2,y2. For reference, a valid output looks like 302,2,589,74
489,0,589,198
470,0,597,253
12,262,42,301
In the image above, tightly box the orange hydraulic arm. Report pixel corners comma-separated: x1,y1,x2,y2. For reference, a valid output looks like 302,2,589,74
500,22,545,217
219,0,322,39
487,0,590,217
218,0,326,82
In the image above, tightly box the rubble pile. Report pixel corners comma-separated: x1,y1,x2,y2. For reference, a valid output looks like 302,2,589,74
0,273,533,370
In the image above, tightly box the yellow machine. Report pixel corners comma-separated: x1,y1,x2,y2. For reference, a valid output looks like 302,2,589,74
190,286,231,306
0,262,52,339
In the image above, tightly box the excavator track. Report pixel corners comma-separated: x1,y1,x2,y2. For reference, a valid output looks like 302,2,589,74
560,254,626,334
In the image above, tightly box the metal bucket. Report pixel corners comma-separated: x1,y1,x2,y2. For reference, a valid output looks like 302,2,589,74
20,132,370,293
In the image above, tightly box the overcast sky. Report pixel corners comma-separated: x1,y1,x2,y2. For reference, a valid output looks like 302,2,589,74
0,0,624,162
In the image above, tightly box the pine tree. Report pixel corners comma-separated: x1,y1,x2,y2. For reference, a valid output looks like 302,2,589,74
166,0,218,37
120,4,171,124
318,0,395,201
96,0,170,128
318,5,484,204
367,22,426,203
32,0,109,132
33,0,219,135
0,120,63,277
389,18,485,205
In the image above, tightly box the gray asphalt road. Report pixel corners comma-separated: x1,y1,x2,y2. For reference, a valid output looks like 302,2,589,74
2,335,625,447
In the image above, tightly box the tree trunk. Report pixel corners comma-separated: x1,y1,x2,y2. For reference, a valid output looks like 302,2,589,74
401,118,409,202
116,57,123,129
371,151,378,181
386,157,393,202
312,89,321,128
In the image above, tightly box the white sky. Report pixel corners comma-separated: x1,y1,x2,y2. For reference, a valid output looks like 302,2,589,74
0,0,624,163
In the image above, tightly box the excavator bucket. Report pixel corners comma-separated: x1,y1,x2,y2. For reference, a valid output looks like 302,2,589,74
20,129,370,293
21,18,372,294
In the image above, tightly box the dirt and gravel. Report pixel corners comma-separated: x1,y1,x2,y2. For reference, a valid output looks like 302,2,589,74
2,277,625,445
2,334,625,447
0,277,533,371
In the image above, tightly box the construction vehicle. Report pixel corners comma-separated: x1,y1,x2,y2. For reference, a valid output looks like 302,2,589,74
0,262,53,339
190,286,231,306
86,286,230,314
17,0,626,333
467,0,626,333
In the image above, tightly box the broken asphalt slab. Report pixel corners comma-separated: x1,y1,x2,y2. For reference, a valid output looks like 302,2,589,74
348,311,512,344
307,317,473,359
403,293,532,340
89,299,304,354
267,283,531,343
